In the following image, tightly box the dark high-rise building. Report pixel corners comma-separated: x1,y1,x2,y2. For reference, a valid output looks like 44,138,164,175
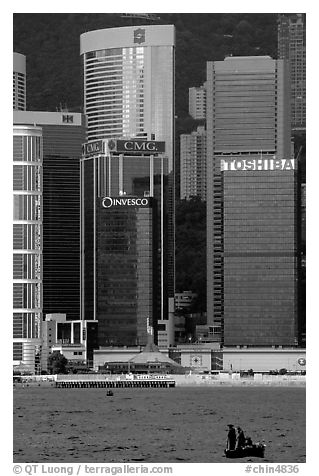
81,140,170,347
13,111,86,321
278,13,306,130
96,195,156,347
80,25,175,347
206,56,299,347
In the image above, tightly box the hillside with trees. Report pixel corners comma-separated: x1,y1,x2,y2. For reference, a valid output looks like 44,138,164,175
15,14,303,316
13,13,278,117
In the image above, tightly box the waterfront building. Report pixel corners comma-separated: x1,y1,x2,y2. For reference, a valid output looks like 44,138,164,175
13,125,43,372
206,56,298,347
180,126,206,201
13,52,26,111
41,314,98,371
14,111,86,321
189,85,206,120
80,25,175,347
278,13,306,130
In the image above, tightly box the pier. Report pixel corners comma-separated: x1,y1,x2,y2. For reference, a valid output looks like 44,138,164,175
55,378,175,389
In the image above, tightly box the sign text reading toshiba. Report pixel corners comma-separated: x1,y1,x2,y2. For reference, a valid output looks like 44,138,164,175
108,139,165,154
221,158,296,171
101,197,150,209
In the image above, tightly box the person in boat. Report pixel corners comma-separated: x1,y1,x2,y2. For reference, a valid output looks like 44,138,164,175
244,436,253,448
226,424,237,450
236,427,246,450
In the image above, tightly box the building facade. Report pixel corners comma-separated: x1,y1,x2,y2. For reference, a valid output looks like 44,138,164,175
13,52,26,111
13,125,43,372
180,126,206,201
14,111,86,321
206,56,298,347
96,195,156,347
81,140,171,347
41,313,98,370
189,85,206,120
80,25,175,347
278,13,306,130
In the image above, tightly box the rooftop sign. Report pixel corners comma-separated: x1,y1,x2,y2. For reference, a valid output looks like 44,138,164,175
221,158,296,171
108,139,165,154
82,140,105,157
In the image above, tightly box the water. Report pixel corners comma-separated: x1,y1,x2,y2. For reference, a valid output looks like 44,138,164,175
13,385,306,463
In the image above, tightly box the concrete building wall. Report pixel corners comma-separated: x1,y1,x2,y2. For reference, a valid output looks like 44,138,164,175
13,52,26,110
189,85,206,120
223,349,306,372
180,126,206,201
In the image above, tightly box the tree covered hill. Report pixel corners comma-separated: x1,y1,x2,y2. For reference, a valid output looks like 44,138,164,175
13,13,278,118
13,13,280,313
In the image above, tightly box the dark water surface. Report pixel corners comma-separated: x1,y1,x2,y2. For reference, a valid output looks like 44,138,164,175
13,386,305,463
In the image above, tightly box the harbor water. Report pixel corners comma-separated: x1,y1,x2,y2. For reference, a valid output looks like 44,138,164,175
13,385,305,463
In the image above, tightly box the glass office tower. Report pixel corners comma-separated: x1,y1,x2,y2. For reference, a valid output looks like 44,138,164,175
206,56,298,347
13,125,43,371
80,26,175,347
96,196,156,347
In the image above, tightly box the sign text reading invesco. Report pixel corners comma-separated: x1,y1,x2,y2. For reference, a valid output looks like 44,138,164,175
101,197,150,209
109,139,165,154
220,158,296,171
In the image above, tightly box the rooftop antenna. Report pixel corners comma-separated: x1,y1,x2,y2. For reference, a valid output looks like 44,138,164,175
120,13,161,24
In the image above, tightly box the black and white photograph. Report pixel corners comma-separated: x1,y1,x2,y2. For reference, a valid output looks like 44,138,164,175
9,2,311,474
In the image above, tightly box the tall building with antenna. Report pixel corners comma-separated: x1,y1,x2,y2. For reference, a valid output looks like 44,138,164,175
206,56,299,347
80,25,175,348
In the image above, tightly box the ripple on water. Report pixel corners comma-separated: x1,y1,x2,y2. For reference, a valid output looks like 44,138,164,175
13,386,305,463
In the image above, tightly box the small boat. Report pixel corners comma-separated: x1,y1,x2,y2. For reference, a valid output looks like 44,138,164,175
225,444,265,459
106,390,114,396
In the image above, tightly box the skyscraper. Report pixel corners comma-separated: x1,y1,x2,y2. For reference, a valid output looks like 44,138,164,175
180,126,206,201
14,111,86,321
189,85,206,120
13,52,26,111
80,25,175,347
278,13,306,130
206,56,298,347
13,125,43,372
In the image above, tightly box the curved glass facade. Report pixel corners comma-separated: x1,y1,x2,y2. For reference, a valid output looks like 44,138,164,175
80,26,175,347
81,26,175,169
13,126,42,370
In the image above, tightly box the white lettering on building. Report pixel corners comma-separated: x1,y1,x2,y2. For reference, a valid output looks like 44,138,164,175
220,158,296,171
123,141,157,151
101,197,149,208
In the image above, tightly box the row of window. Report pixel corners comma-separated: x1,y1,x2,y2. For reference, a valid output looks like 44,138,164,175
13,194,41,221
13,312,40,339
13,253,41,279
13,136,42,162
13,164,41,192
